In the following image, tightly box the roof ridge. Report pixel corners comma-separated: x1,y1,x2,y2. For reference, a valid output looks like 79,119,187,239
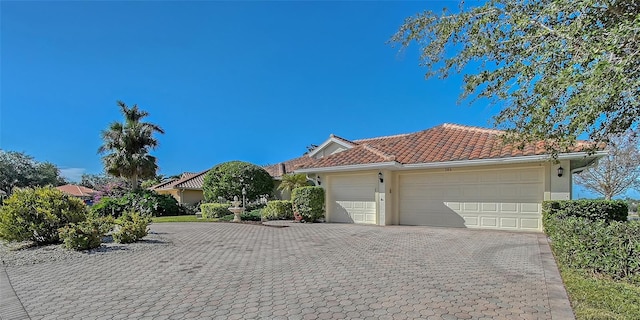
361,144,396,161
330,134,356,145
354,132,412,142
441,123,504,135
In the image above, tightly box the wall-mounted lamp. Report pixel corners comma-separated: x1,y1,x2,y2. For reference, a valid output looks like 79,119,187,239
316,175,321,185
557,166,564,177
378,172,384,183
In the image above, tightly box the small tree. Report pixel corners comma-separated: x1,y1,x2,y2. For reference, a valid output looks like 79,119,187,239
202,161,274,203
574,132,640,200
277,173,311,193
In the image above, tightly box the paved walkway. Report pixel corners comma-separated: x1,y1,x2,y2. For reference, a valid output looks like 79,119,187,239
2,223,573,319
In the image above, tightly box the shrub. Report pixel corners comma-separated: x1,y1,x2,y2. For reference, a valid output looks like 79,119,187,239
292,186,325,222
200,203,231,219
91,190,185,218
262,200,294,220
202,161,274,202
544,215,640,283
542,200,628,223
113,212,151,244
91,196,125,217
0,187,87,244
242,210,262,221
59,216,114,250
220,214,235,222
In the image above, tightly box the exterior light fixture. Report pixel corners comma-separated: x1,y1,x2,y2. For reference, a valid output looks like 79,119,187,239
378,172,384,183
557,167,564,177
316,175,321,185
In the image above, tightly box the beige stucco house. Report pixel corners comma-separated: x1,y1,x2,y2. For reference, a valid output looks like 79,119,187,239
264,123,605,232
151,171,208,205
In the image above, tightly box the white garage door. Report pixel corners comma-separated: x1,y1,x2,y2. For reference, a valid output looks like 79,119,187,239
399,167,543,231
329,174,377,224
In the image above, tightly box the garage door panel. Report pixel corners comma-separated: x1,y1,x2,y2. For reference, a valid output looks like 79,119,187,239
329,174,377,224
399,167,543,231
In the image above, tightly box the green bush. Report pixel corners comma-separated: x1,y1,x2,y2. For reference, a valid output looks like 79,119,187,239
200,203,231,219
59,216,114,250
220,214,235,222
91,190,185,218
542,200,628,223
113,212,151,244
262,200,293,220
242,210,262,221
544,215,640,283
202,161,274,202
0,187,87,244
91,196,125,217
292,186,325,222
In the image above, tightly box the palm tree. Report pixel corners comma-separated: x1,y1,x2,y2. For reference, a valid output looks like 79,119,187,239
277,173,310,193
98,101,164,190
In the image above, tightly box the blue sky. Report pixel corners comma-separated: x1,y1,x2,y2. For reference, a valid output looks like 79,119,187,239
0,1,636,199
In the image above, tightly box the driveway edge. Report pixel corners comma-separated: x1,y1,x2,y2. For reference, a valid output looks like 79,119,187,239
0,267,31,320
537,234,575,320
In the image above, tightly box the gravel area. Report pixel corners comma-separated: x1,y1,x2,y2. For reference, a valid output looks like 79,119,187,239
0,231,170,267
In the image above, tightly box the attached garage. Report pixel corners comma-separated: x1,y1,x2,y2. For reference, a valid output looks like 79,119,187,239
328,174,377,224
398,167,544,231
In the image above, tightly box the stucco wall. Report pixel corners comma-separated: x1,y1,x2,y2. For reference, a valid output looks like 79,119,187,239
181,190,205,204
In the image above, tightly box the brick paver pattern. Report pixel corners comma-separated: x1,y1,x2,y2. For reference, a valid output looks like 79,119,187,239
7,223,561,319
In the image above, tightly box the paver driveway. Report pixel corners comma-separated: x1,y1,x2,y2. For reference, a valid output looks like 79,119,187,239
2,222,573,320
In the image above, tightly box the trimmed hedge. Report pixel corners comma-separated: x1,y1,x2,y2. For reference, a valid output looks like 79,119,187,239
292,186,325,222
91,190,186,218
544,215,640,283
201,203,231,219
542,200,628,222
262,200,293,220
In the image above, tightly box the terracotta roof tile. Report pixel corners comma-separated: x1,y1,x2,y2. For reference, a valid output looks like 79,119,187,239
286,123,600,170
152,170,209,190
56,184,97,197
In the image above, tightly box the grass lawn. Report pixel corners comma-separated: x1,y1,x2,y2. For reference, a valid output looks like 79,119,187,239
560,267,640,320
151,215,218,223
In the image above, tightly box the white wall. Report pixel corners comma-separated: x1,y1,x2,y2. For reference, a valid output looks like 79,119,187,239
547,160,571,200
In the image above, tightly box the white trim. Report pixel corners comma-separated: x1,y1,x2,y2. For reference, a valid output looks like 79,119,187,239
294,151,607,173
307,136,354,158
295,161,401,173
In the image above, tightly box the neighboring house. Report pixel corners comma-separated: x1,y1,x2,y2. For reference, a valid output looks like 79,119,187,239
56,184,97,202
151,171,208,205
264,123,605,232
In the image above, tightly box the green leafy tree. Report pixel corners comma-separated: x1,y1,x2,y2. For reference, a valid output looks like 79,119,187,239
98,101,164,190
277,173,311,193
391,0,639,152
79,173,123,190
202,161,274,203
0,150,66,194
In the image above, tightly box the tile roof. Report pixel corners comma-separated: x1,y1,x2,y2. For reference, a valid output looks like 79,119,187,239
56,184,97,197
152,171,208,191
270,123,600,171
